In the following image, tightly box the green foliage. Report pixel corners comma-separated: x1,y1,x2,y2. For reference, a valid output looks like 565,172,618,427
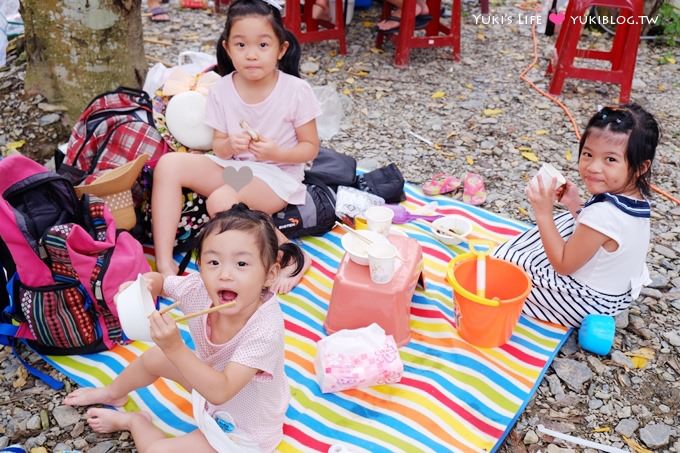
657,2,680,46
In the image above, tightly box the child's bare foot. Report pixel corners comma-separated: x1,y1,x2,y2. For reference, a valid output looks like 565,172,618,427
271,251,311,294
312,1,331,21
155,258,179,277
86,408,152,433
64,387,128,407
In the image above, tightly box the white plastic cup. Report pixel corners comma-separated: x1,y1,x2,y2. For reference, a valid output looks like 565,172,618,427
364,206,393,236
530,163,566,192
367,242,398,284
114,274,156,342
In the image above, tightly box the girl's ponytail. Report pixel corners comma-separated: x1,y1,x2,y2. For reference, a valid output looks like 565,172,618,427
279,30,301,78
279,242,304,277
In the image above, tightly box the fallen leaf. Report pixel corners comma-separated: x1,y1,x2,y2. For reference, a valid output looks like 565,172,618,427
483,108,503,117
630,356,648,369
13,366,28,389
466,155,474,165
446,131,457,139
521,151,539,162
345,77,355,84
354,70,370,77
465,83,474,90
7,140,25,150
476,32,486,41
328,68,340,73
342,88,352,96
375,91,383,100
593,426,610,433
433,143,441,150
329,50,337,57
565,149,573,161
354,87,365,93
369,47,383,54
432,90,446,99
626,347,655,360
335,61,345,68
518,207,528,216
534,129,548,135
658,83,666,92
517,146,533,152
622,435,653,453
363,21,374,28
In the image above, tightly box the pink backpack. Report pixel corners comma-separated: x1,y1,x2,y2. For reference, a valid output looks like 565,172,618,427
0,155,150,359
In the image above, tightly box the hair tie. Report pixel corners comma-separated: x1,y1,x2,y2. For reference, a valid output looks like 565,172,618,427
260,0,283,11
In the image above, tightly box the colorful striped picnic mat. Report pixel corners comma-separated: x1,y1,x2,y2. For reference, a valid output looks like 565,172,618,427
42,184,570,452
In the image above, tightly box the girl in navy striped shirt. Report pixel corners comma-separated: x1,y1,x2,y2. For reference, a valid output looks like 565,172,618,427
493,104,659,327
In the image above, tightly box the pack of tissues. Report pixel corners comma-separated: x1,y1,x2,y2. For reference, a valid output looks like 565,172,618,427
315,323,403,393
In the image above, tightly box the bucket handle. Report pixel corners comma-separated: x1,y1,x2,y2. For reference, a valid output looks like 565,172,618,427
446,253,500,307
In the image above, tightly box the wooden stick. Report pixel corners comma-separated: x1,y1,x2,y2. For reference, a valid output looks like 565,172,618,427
335,221,406,262
335,221,372,245
144,37,173,46
158,301,181,315
176,302,236,322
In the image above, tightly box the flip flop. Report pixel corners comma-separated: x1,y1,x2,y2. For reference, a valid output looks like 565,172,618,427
462,172,487,206
149,6,171,22
423,173,461,196
375,14,431,34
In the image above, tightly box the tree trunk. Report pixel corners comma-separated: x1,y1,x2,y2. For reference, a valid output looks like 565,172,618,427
21,0,146,122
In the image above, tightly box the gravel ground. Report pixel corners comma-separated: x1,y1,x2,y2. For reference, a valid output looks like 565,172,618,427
1,1,679,451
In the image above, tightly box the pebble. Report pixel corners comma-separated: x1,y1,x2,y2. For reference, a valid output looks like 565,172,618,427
552,358,593,391
523,430,539,444
639,423,671,449
52,406,81,428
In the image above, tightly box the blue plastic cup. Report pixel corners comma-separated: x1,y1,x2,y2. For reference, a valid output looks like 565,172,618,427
578,314,615,355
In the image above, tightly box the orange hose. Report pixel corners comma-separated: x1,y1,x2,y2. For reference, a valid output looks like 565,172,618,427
519,22,680,205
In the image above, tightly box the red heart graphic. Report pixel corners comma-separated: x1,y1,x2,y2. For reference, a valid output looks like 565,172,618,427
548,12,565,25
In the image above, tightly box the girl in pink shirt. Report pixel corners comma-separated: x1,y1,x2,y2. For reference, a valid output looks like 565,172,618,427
152,0,321,294
65,204,302,452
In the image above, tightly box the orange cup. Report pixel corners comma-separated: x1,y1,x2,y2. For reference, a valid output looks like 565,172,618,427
446,254,531,348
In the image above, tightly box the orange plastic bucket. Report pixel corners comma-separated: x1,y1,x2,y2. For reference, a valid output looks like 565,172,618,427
446,253,532,348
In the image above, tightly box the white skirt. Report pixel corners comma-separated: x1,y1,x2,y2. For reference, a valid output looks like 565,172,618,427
192,390,261,452
206,156,307,205
492,211,632,328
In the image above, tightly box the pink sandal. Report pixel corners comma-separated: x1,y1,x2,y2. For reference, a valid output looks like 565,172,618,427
462,172,487,205
422,173,461,196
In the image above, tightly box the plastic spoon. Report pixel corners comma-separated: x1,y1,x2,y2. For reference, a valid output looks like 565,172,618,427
385,205,442,224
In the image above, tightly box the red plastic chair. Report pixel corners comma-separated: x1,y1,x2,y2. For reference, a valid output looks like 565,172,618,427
284,0,347,54
375,0,461,67
546,0,643,103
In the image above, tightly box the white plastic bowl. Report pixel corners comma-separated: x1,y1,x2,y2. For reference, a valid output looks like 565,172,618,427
341,230,391,265
431,215,473,245
114,274,156,342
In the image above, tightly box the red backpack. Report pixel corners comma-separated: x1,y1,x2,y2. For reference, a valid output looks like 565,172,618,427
58,86,167,185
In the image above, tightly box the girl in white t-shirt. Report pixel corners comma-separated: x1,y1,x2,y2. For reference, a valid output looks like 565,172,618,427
152,0,320,294
65,204,301,452
493,104,659,327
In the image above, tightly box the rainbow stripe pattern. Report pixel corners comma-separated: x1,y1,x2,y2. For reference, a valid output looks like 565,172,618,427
43,184,570,452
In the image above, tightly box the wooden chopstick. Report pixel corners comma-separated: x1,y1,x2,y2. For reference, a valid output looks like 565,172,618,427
335,221,406,262
334,221,373,245
175,302,237,323
158,301,181,315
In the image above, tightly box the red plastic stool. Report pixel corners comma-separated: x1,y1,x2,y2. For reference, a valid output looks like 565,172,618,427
375,0,461,67
324,234,424,346
546,0,643,103
284,0,347,54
